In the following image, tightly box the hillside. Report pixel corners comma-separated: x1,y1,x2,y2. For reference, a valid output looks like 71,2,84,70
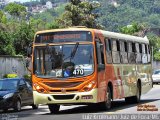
29,0,160,31
97,0,160,31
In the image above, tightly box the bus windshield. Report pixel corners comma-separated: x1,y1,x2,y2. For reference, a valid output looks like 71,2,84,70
34,44,94,78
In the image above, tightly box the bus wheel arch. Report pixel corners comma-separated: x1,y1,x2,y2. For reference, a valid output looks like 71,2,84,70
108,82,113,100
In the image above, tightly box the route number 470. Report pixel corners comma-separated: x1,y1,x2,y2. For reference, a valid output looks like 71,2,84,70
73,68,84,75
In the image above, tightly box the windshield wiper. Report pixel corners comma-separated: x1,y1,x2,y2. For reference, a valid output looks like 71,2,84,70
70,42,79,60
63,42,79,61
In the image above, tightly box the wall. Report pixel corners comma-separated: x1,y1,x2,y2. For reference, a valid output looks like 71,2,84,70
0,55,29,79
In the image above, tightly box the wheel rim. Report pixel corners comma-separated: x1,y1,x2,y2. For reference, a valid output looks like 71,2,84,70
17,101,21,111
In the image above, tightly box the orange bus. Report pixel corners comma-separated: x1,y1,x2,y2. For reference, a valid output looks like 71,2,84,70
28,27,152,113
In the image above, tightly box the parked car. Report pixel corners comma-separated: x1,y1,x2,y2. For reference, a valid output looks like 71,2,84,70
152,69,160,84
0,78,38,112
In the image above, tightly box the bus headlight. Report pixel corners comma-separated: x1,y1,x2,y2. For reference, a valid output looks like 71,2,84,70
33,83,48,93
80,80,97,92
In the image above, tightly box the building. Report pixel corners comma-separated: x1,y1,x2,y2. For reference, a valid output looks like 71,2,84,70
46,1,52,9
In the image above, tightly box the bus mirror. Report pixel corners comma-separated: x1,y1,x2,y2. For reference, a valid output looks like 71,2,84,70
98,64,105,71
26,59,30,68
26,57,32,72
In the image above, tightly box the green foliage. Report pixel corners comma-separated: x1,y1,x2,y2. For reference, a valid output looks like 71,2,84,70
56,0,102,28
154,52,160,61
0,31,15,55
13,22,35,56
119,23,141,35
4,3,26,17
23,74,31,80
97,0,160,31
3,74,18,78
147,33,160,61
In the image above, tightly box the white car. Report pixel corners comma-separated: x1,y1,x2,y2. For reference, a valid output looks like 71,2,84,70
152,69,160,84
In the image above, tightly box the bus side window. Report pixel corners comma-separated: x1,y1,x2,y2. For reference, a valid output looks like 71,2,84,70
128,42,135,63
120,41,128,63
96,41,105,65
142,44,147,63
135,43,142,63
105,38,112,64
112,39,120,63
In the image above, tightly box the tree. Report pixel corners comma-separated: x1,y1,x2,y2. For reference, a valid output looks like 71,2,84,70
13,22,35,55
147,33,160,60
4,3,26,19
56,0,102,28
0,31,15,55
119,22,148,37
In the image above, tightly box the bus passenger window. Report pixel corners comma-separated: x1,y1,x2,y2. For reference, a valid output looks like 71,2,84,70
145,44,148,54
139,44,142,53
132,43,136,52
120,41,128,64
124,42,128,52
105,39,112,64
116,41,120,51
112,40,120,63
142,44,147,63
128,42,135,63
135,43,141,63
96,42,105,65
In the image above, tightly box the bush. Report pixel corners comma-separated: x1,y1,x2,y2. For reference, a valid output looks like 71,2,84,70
23,74,31,80
3,73,18,78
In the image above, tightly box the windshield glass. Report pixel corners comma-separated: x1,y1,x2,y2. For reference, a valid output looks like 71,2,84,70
0,79,18,90
34,44,94,78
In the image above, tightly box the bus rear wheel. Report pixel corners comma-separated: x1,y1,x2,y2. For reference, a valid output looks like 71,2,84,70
125,83,141,103
48,104,60,114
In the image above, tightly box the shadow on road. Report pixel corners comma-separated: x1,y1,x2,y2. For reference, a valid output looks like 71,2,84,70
42,98,160,115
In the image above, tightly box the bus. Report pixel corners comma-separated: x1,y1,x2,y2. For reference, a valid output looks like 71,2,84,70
28,27,153,113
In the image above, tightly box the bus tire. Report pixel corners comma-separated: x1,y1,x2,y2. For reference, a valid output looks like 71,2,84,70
48,104,60,114
133,82,141,103
100,86,112,110
125,82,141,103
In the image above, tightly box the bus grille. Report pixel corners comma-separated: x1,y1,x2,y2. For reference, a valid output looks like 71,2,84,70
52,94,75,100
50,89,78,92
43,81,83,88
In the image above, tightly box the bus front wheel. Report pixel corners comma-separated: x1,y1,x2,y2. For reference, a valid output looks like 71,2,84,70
100,86,112,110
48,104,60,114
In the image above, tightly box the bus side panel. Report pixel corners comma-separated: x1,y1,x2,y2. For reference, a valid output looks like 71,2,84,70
121,64,137,98
137,64,152,94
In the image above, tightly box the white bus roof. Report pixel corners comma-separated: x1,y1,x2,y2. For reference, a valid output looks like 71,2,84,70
101,30,149,44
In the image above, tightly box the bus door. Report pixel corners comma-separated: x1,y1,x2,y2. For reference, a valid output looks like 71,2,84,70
96,41,106,102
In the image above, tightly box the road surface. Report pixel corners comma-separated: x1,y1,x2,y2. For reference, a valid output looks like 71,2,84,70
0,85,160,120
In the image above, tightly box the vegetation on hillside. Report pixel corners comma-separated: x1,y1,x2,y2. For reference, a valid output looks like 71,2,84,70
0,0,160,60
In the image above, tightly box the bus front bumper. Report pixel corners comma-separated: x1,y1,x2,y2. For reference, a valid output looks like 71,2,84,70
33,89,97,105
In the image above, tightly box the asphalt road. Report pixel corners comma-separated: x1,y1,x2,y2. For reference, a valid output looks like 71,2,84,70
0,85,160,120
